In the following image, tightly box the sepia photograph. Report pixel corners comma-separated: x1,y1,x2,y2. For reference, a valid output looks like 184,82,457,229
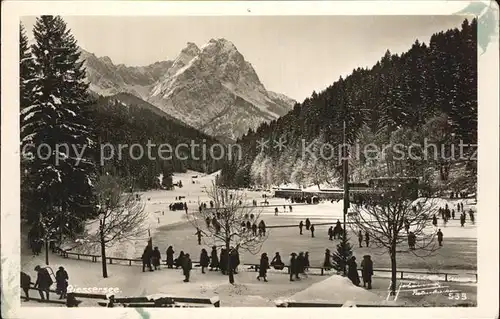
1,0,499,317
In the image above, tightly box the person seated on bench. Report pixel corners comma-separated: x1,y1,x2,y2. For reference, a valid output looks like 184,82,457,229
270,252,285,270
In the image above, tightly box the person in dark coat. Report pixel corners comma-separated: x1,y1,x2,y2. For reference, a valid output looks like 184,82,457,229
323,249,333,269
35,239,43,255
55,266,69,299
151,247,161,270
174,251,185,269
304,252,310,271
219,248,228,275
195,228,203,245
210,246,219,271
451,209,455,220
289,253,298,281
34,265,52,300
20,271,32,301
200,249,210,274
408,232,416,249
310,224,315,238
166,246,175,268
289,205,292,212
328,227,334,240
142,247,153,272
257,253,269,282
274,207,279,216
437,229,443,246
259,220,267,236
432,215,438,227
469,209,475,224
297,252,307,277
182,254,192,282
246,220,251,230
347,257,360,286
361,255,373,289
299,221,304,235
460,213,466,227
365,232,370,247
252,223,258,236
404,219,410,233
230,248,240,274
335,220,342,239
305,218,311,230
270,252,285,270
205,216,211,228
358,231,363,247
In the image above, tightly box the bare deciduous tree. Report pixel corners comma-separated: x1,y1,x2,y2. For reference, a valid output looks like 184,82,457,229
349,183,439,295
85,174,148,278
187,183,269,284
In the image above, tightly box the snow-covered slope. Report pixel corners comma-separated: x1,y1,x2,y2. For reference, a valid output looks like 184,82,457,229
286,275,395,305
80,39,296,140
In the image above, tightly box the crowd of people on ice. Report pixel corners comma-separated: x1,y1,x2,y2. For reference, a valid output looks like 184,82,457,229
257,248,374,289
139,237,244,283
137,235,375,291
432,202,475,227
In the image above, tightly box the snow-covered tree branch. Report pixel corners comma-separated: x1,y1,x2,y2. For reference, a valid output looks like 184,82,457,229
187,182,269,283
85,174,147,248
348,182,439,295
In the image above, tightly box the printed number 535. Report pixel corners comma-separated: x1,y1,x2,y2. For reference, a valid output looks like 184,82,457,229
448,293,467,300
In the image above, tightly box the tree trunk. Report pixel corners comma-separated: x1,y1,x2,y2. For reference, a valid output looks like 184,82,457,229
390,244,397,296
45,239,49,265
226,239,234,284
100,223,108,278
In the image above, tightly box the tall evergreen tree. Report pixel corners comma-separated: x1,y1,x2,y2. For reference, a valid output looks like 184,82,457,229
20,22,36,113
21,16,96,237
20,22,38,222
332,236,354,273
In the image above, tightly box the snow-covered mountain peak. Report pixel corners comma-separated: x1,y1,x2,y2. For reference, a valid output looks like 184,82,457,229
162,42,201,80
180,42,201,57
101,56,114,65
147,38,296,139
81,40,296,141
202,38,238,53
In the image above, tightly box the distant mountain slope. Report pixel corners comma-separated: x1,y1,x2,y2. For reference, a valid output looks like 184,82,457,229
99,92,187,127
80,39,296,140
80,49,173,100
89,95,225,189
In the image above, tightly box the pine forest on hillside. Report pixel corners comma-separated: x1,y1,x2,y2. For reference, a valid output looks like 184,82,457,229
89,95,224,188
218,19,477,194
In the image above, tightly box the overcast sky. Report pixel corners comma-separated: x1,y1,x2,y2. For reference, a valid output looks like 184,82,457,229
21,15,466,102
